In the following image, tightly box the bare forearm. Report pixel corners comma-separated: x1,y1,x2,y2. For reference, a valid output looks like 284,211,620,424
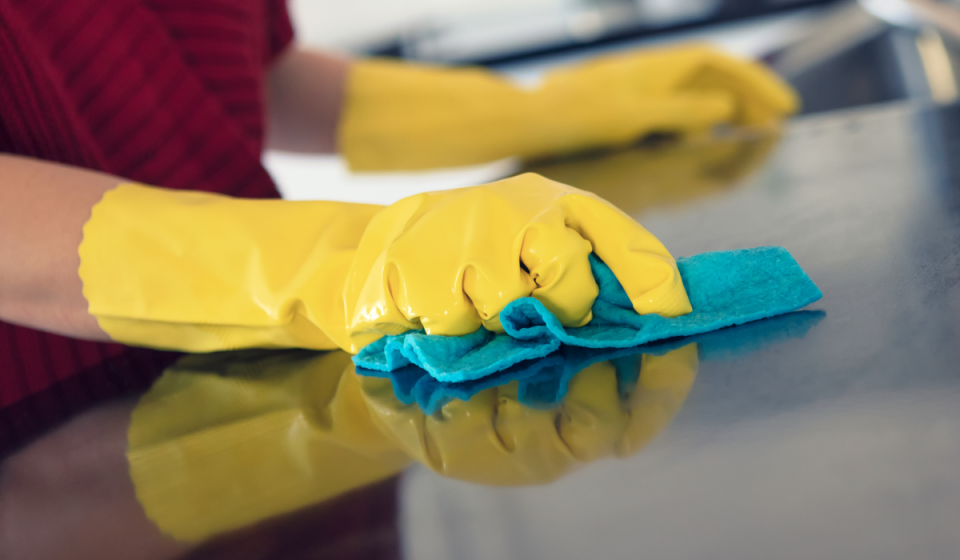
265,48,351,153
0,154,113,340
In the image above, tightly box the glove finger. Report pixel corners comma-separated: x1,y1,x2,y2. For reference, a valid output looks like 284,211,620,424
519,206,598,327
388,187,538,336
349,191,489,338
345,195,435,345
557,361,630,461
559,192,692,318
689,50,799,122
424,385,578,485
462,261,538,332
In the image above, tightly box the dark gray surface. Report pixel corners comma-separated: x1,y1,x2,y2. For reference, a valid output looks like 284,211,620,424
400,101,960,560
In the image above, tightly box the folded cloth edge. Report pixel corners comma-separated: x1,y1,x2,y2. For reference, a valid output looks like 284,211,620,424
353,246,822,382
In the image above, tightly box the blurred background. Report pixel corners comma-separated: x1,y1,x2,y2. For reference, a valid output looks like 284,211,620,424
287,0,829,63
266,0,960,200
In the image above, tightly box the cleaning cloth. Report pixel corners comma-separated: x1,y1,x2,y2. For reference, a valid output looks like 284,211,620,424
356,308,824,414
353,246,822,382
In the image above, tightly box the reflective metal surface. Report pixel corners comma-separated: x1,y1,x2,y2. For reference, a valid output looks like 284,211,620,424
769,0,960,114
432,100,959,560
3,101,960,559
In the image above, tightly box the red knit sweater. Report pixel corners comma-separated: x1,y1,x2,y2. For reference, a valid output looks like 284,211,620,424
0,0,293,452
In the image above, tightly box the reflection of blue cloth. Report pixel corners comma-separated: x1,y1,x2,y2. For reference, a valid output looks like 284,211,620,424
359,346,636,416
356,310,825,415
354,247,822,383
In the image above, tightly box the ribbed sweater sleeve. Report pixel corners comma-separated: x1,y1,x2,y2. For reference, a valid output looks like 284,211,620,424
0,0,296,451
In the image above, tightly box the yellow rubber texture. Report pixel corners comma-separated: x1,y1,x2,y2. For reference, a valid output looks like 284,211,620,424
80,174,689,354
340,173,692,349
127,350,412,542
79,184,382,352
127,344,695,541
360,343,699,486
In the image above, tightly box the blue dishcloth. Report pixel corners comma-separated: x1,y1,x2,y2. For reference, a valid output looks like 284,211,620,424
356,309,825,415
353,246,822,383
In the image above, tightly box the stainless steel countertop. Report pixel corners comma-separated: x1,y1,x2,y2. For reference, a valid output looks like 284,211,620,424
400,100,960,560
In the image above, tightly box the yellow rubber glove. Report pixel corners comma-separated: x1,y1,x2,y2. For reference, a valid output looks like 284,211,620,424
360,343,698,486
80,173,690,354
340,44,798,170
127,350,412,542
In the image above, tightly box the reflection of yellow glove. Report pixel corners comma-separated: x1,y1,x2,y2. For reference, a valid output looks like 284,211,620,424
128,345,697,541
360,344,698,486
81,173,690,353
525,132,780,215
127,350,411,542
340,45,797,170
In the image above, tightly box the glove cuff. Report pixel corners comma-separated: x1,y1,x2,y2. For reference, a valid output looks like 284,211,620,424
79,183,381,352
338,59,535,170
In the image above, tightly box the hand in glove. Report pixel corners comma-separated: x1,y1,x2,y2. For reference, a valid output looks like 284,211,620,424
340,44,797,170
80,173,690,353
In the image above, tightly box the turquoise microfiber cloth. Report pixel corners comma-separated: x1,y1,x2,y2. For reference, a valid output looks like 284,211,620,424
356,309,825,414
353,246,822,383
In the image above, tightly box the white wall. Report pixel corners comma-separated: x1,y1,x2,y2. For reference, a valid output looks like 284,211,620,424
288,0,562,51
